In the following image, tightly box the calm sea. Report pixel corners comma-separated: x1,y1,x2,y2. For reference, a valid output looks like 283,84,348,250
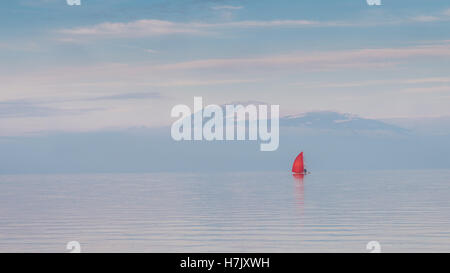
0,170,449,252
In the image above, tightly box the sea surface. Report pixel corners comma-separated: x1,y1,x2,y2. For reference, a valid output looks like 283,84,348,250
0,170,449,252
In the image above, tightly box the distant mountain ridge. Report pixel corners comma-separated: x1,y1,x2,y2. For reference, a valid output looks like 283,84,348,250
180,109,409,134
382,116,450,135
280,111,409,133
3,110,450,174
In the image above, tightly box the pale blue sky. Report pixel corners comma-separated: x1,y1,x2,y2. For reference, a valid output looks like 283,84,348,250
1,0,450,135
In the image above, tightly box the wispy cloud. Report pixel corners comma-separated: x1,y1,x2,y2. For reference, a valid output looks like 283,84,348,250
59,20,210,37
211,5,244,20
0,92,161,119
58,19,341,38
0,99,100,118
57,6,450,40
402,85,450,94
3,43,449,102
211,5,243,10
145,49,159,54
88,92,163,101
291,77,450,89
157,44,450,71
412,15,441,22
411,8,450,23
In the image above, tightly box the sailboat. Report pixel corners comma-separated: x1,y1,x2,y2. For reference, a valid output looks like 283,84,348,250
292,152,308,174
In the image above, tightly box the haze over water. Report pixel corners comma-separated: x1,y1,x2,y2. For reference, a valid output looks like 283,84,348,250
0,170,449,252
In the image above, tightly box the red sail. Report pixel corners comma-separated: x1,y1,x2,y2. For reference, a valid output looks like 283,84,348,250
292,152,304,173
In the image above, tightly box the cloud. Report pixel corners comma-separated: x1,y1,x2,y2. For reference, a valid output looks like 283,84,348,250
145,49,158,54
412,16,441,22
214,20,325,27
410,8,450,23
57,8,450,40
0,99,99,118
291,77,450,89
211,5,243,10
59,20,210,37
401,85,450,94
156,44,450,71
58,19,339,38
3,43,449,104
224,100,269,106
211,5,244,20
88,92,163,101
402,77,450,84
